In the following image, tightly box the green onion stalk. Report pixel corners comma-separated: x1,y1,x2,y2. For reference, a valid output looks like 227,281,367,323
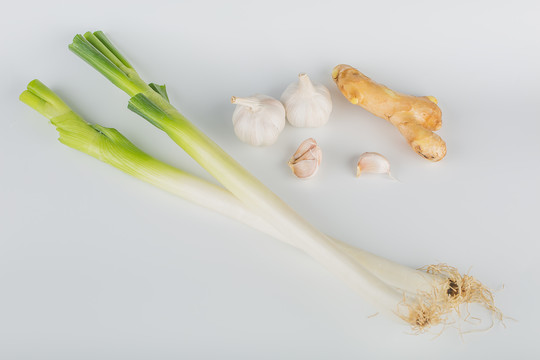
18,32,501,331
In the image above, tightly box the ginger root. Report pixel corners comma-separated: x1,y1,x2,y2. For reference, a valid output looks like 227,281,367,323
332,64,446,161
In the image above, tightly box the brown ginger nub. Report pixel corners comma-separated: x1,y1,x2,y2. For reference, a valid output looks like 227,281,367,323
332,64,446,161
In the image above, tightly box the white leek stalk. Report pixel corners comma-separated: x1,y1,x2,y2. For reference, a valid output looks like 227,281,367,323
21,31,499,331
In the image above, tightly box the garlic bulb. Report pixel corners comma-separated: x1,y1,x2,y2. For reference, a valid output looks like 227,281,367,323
281,73,332,127
356,152,396,180
288,138,322,179
231,94,286,146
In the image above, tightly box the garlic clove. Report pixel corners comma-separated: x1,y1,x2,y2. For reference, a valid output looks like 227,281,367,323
289,159,319,179
231,94,286,146
288,138,322,179
356,152,396,180
281,73,332,128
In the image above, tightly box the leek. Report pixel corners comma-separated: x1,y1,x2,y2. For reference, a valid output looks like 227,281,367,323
17,31,501,332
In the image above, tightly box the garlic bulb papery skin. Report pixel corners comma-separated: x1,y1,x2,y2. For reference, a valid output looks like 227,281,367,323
356,152,396,180
231,94,286,146
281,73,332,127
288,138,322,179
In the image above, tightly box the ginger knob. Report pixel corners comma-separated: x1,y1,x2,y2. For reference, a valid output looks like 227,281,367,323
332,64,446,161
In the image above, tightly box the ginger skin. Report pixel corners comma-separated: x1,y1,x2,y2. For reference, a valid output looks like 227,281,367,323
332,64,446,161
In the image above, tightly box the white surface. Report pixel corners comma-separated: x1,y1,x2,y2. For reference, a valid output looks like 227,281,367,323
1,0,539,358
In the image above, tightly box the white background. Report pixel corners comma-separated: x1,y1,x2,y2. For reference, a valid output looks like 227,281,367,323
1,0,539,358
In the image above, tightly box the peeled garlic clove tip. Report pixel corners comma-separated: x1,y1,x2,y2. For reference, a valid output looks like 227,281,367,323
386,171,399,181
